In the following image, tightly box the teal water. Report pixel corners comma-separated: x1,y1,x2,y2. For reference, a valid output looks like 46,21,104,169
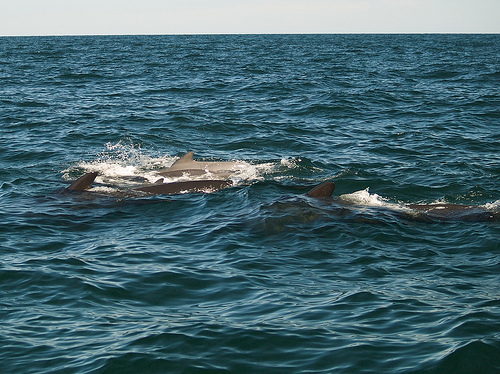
1,34,500,373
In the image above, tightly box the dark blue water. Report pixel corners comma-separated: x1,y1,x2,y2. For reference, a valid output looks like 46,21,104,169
1,34,500,373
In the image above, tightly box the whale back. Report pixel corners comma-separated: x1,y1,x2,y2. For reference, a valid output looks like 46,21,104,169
134,180,232,195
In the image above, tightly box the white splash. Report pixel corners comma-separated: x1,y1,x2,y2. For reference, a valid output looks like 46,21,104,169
280,157,299,169
483,200,500,211
64,142,275,187
339,188,387,207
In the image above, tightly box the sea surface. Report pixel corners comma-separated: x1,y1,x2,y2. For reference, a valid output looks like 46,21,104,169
1,34,500,373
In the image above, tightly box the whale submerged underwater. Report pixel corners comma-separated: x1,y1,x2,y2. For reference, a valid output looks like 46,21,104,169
65,152,500,223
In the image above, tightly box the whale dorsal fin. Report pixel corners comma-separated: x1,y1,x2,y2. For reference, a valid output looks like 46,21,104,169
170,151,195,170
66,172,98,191
306,182,335,198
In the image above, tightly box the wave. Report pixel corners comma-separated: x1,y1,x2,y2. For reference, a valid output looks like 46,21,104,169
416,340,500,374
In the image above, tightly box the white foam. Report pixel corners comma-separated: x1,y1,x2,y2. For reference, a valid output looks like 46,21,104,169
483,200,500,211
230,162,275,183
63,142,171,183
339,188,387,207
280,157,298,169
80,162,137,178
90,186,120,194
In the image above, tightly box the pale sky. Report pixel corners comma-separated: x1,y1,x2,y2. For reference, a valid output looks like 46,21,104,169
1,0,499,36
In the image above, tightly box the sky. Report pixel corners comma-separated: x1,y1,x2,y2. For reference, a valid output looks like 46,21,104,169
1,0,499,36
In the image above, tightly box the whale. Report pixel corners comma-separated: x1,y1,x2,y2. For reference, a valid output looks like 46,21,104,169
304,181,500,222
65,171,232,195
157,151,249,179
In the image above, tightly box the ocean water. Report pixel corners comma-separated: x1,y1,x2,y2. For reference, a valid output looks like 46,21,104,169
1,34,499,373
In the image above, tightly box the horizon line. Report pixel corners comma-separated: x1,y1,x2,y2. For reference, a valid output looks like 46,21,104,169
2,31,499,38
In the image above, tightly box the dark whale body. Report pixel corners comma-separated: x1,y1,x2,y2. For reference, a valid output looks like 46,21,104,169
305,182,500,222
65,172,232,195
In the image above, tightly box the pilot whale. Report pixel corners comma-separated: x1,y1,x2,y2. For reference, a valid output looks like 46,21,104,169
65,171,232,195
64,152,247,196
157,151,249,179
305,182,500,222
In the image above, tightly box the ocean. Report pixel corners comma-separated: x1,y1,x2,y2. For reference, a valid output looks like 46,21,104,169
1,34,499,373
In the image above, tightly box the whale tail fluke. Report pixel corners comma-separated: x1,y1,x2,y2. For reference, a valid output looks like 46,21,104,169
306,182,335,198
66,172,98,191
